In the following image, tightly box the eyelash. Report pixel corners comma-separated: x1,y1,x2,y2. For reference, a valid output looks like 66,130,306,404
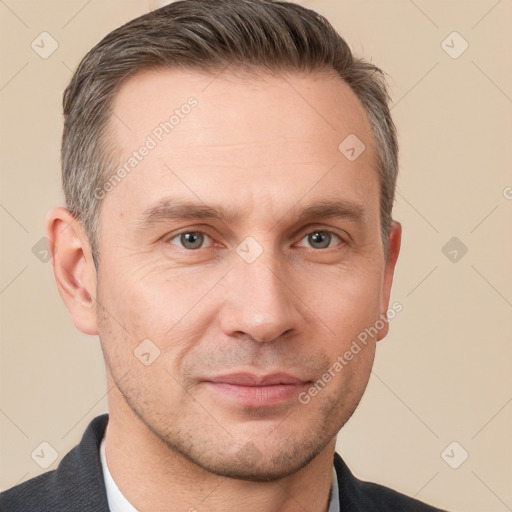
165,228,346,251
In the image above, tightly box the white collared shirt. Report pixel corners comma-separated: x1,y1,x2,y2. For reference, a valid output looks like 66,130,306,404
100,436,339,512
100,435,138,512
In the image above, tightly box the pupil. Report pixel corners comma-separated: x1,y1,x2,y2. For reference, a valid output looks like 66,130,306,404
181,232,203,249
309,231,330,248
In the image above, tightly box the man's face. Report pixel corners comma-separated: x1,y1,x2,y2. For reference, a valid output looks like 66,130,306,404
94,68,399,480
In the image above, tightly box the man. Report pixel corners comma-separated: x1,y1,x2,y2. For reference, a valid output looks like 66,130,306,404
0,1,448,510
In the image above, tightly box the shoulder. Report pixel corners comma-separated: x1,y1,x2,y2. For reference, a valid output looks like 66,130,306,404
334,452,448,511
0,414,110,512
0,469,61,512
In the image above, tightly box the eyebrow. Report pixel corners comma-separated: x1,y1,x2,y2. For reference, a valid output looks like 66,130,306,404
136,196,365,231
286,199,365,226
137,197,243,229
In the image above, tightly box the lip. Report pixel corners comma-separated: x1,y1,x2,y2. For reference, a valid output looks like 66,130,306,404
202,372,311,407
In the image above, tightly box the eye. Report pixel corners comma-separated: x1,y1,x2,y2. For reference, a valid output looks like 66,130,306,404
168,231,212,250
297,230,343,249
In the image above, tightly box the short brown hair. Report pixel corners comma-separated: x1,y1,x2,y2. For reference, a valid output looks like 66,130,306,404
62,0,398,266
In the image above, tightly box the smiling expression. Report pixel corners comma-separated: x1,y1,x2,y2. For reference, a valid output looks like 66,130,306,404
92,67,400,480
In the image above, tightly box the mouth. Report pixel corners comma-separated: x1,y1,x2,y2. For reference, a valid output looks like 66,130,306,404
202,372,311,407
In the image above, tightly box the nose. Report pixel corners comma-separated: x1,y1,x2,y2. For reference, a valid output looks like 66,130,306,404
218,250,303,343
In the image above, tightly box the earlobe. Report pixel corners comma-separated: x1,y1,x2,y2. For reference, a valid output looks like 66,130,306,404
377,220,402,341
45,207,99,335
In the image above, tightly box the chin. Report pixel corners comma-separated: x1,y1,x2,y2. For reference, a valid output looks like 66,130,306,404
185,449,319,482
160,426,335,482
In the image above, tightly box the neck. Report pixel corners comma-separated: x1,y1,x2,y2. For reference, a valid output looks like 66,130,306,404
104,383,336,512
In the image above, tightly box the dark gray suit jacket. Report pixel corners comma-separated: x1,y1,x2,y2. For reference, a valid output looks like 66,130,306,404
0,413,447,511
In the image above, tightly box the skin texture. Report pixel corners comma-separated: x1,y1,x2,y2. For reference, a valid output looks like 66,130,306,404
47,68,401,512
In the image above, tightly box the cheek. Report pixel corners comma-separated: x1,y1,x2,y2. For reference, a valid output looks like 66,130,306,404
300,261,384,340
99,249,195,327
96,261,224,373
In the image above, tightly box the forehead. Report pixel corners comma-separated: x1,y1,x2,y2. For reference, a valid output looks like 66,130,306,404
109,67,373,150
103,67,378,223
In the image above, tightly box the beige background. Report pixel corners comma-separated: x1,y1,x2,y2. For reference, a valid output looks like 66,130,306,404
1,1,511,510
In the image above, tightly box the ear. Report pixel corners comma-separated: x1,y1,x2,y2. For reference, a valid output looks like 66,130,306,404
376,220,402,341
46,207,99,335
